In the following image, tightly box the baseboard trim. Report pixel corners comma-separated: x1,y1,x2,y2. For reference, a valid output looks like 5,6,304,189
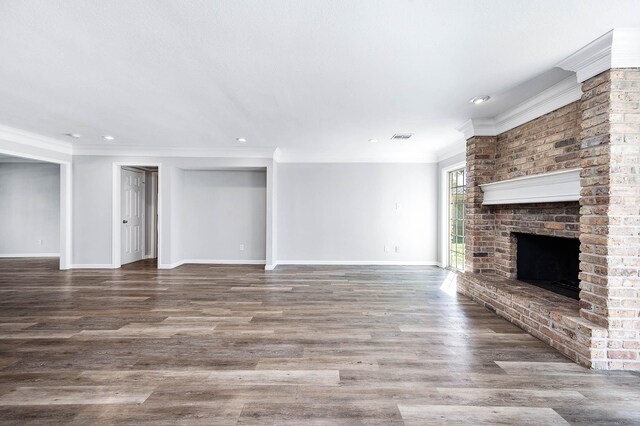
0,253,60,258
158,259,266,269
70,264,117,269
182,259,266,265
158,260,185,269
276,260,439,266
71,260,438,270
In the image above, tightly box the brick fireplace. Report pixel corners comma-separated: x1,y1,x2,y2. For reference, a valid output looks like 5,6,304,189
458,67,640,370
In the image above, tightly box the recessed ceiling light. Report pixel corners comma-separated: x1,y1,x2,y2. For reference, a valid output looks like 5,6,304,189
102,135,115,141
469,96,490,105
368,139,378,143
236,137,247,143
65,133,81,138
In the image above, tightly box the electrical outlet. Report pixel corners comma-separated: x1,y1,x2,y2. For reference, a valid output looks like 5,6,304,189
395,245,400,253
37,239,43,245
384,245,389,252
239,244,245,251
395,202,401,210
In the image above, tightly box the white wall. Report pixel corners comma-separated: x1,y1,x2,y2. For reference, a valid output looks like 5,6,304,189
181,170,266,262
0,163,60,255
277,163,438,264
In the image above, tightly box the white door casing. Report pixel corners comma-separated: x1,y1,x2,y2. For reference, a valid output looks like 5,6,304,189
121,169,145,265
150,171,158,258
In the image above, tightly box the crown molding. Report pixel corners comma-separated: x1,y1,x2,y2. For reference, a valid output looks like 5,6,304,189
0,124,73,155
557,28,640,82
0,156,44,163
612,28,640,68
456,75,582,140
72,145,279,159
276,151,438,164
494,76,581,133
458,28,640,141
557,30,613,83
272,147,282,162
455,120,475,141
455,119,496,140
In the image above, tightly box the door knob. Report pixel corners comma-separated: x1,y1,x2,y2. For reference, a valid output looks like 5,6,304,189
122,220,128,224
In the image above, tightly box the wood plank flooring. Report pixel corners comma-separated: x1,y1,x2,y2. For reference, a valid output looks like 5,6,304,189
0,258,639,425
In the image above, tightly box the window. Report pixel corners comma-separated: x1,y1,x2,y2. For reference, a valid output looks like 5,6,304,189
448,168,466,271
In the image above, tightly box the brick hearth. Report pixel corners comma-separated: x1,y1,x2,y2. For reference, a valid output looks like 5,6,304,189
459,69,640,370
458,273,607,367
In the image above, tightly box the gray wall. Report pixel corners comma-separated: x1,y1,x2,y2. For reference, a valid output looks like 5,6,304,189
0,163,60,255
277,163,438,263
69,156,437,267
71,155,274,267
181,170,266,261
72,156,115,265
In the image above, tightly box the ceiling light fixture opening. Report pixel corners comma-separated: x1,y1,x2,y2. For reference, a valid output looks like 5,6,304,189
236,137,247,143
469,96,490,105
391,133,413,140
66,133,81,138
368,139,378,143
102,135,115,141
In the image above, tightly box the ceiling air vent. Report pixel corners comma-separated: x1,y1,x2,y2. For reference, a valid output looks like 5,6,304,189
391,133,413,140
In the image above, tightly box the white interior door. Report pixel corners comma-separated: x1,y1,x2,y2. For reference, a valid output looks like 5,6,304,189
121,168,145,265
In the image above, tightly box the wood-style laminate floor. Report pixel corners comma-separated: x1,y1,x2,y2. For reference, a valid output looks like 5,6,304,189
0,258,639,425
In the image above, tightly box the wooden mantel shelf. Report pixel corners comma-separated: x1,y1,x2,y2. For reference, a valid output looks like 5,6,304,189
480,168,581,205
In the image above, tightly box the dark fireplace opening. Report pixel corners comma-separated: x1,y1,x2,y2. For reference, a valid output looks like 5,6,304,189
516,233,580,300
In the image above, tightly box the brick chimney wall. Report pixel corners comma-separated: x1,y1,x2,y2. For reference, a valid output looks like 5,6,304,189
465,102,582,278
579,69,640,369
460,69,640,370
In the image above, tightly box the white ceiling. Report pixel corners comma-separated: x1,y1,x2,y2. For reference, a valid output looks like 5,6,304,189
1,0,639,162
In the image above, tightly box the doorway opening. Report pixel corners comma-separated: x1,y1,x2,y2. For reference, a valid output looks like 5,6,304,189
447,167,466,271
0,152,71,270
112,163,161,268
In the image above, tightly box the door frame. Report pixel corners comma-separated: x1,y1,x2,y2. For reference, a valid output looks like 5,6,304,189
0,147,72,270
440,161,466,270
147,171,158,259
112,162,162,268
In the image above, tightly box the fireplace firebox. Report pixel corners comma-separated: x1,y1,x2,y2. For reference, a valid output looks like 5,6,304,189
515,233,580,300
